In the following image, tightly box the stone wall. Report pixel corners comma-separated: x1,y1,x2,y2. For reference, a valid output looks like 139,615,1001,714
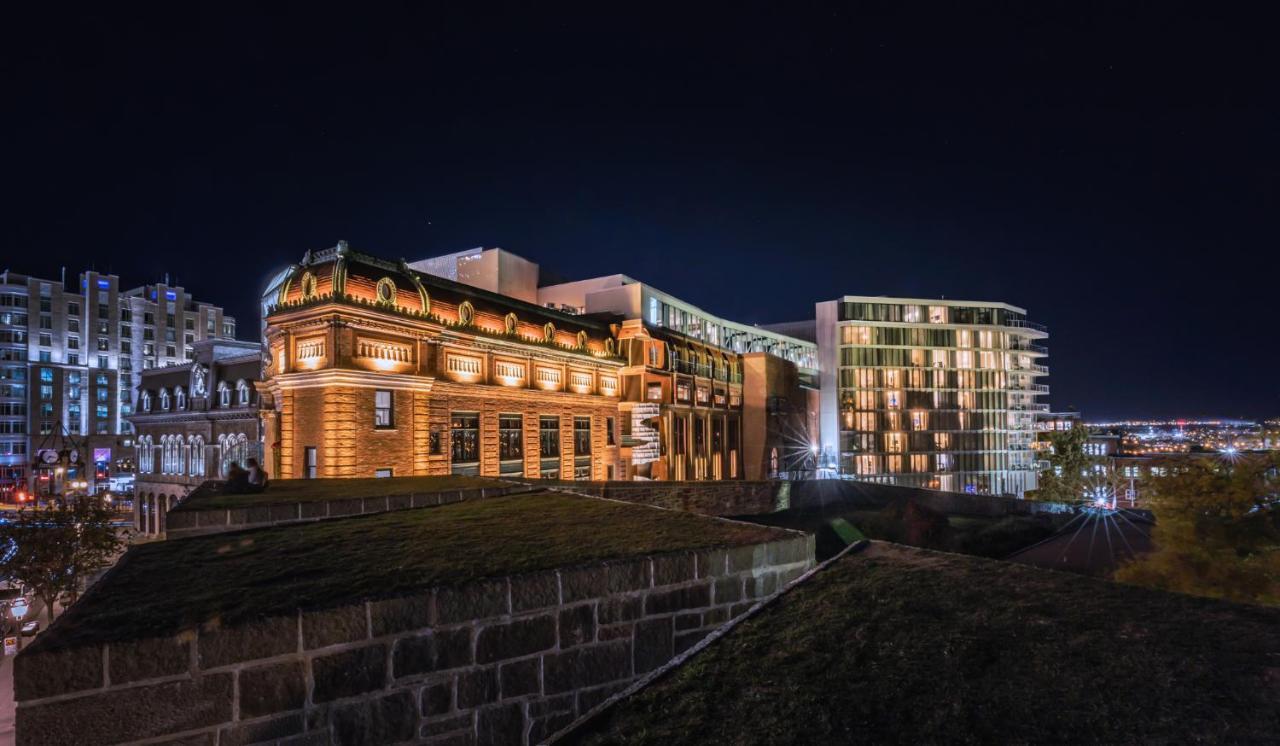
166,482,537,540
15,534,814,746
539,480,786,517
788,479,1074,517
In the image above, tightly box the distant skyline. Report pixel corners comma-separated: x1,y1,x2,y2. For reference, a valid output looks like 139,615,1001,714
5,6,1277,421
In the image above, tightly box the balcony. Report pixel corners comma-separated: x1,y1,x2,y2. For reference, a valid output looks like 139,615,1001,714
1006,319,1049,334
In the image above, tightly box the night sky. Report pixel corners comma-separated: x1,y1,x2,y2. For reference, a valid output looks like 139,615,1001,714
5,5,1277,420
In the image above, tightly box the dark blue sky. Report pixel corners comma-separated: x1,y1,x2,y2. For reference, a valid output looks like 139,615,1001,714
4,4,1277,420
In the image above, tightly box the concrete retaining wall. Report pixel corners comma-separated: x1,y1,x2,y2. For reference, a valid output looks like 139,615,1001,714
166,484,536,539
787,479,1074,517
15,534,814,746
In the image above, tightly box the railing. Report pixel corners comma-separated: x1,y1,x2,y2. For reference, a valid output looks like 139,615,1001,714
1006,319,1049,334
1030,383,1050,394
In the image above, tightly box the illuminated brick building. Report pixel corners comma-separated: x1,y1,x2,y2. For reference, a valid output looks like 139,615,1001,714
261,243,624,481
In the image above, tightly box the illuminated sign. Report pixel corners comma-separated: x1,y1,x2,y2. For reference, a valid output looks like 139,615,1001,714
93,447,111,464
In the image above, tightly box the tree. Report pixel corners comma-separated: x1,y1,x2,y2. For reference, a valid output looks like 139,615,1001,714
0,497,126,624
1029,424,1095,503
1115,454,1280,606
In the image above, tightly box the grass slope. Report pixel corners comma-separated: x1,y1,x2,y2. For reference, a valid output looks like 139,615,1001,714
572,542,1280,745
41,492,790,651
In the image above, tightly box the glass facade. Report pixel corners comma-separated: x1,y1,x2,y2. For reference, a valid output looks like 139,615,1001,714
823,298,1048,496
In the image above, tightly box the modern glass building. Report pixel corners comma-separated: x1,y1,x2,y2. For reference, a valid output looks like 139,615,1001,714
815,296,1048,496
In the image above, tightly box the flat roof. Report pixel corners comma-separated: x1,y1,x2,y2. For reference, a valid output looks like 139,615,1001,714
36,491,793,652
173,475,508,512
828,294,1029,315
568,542,1280,744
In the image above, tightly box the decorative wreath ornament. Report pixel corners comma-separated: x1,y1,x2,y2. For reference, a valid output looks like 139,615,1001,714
300,272,318,300
376,277,397,305
458,301,475,326
543,322,556,343
504,312,518,335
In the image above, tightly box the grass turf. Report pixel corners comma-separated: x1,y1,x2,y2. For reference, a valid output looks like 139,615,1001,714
571,542,1280,745
174,475,510,511
40,492,790,651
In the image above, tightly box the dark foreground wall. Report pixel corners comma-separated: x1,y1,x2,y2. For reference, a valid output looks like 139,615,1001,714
536,480,787,516
15,536,813,746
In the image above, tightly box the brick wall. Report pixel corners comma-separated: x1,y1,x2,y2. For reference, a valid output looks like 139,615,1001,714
15,534,814,746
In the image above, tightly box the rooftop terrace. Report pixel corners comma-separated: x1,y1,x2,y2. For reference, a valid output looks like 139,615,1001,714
173,475,510,512
568,542,1280,744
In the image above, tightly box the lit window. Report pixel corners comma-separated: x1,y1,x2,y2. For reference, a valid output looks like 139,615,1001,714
374,390,394,428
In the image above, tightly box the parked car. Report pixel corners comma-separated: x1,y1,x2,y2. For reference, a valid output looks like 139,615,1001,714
20,620,38,637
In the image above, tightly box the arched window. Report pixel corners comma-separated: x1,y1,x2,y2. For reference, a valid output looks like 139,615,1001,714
218,382,230,407
159,389,171,411
189,435,205,477
220,433,249,474
236,380,250,406
175,386,186,410
137,435,153,473
141,391,152,412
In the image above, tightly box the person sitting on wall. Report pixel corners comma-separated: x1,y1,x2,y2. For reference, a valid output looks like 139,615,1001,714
246,458,269,493
224,462,250,494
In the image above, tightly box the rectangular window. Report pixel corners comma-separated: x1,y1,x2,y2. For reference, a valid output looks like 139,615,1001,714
606,417,616,446
573,416,591,456
451,412,480,464
304,446,317,479
374,390,394,428
375,468,393,478
539,416,560,457
499,414,523,461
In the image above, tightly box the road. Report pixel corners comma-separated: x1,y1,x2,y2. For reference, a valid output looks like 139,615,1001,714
0,596,58,746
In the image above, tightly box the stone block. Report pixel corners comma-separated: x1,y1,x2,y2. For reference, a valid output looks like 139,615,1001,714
529,711,576,744
510,571,559,613
311,644,387,703
238,660,306,718
412,491,442,508
153,732,218,746
528,693,574,717
393,627,472,679
674,613,701,632
576,680,631,712
422,678,453,716
226,508,251,526
499,657,541,698
634,617,673,674
219,713,304,746
714,576,742,604
744,571,778,600
270,503,300,523
475,614,556,664
652,552,696,586
730,601,755,618
330,690,416,746
597,595,641,624
767,537,809,566
328,498,363,516
674,629,711,655
543,641,631,695
361,496,389,514
606,559,650,594
476,703,524,746
199,615,297,670
302,604,367,649
727,544,766,573
695,549,728,578
300,501,327,520
165,511,199,531
778,565,808,586
559,604,596,648
437,579,509,624
421,712,473,738
106,636,189,686
14,672,232,746
456,667,498,708
560,565,607,603
703,606,730,627
387,493,412,511
369,593,432,637
643,581,712,615
598,624,634,642
197,509,230,528
245,506,273,526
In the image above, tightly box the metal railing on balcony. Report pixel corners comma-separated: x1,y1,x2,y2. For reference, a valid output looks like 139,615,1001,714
1006,319,1049,334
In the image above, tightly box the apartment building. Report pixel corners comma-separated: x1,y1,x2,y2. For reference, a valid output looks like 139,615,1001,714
814,296,1049,496
0,269,236,494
